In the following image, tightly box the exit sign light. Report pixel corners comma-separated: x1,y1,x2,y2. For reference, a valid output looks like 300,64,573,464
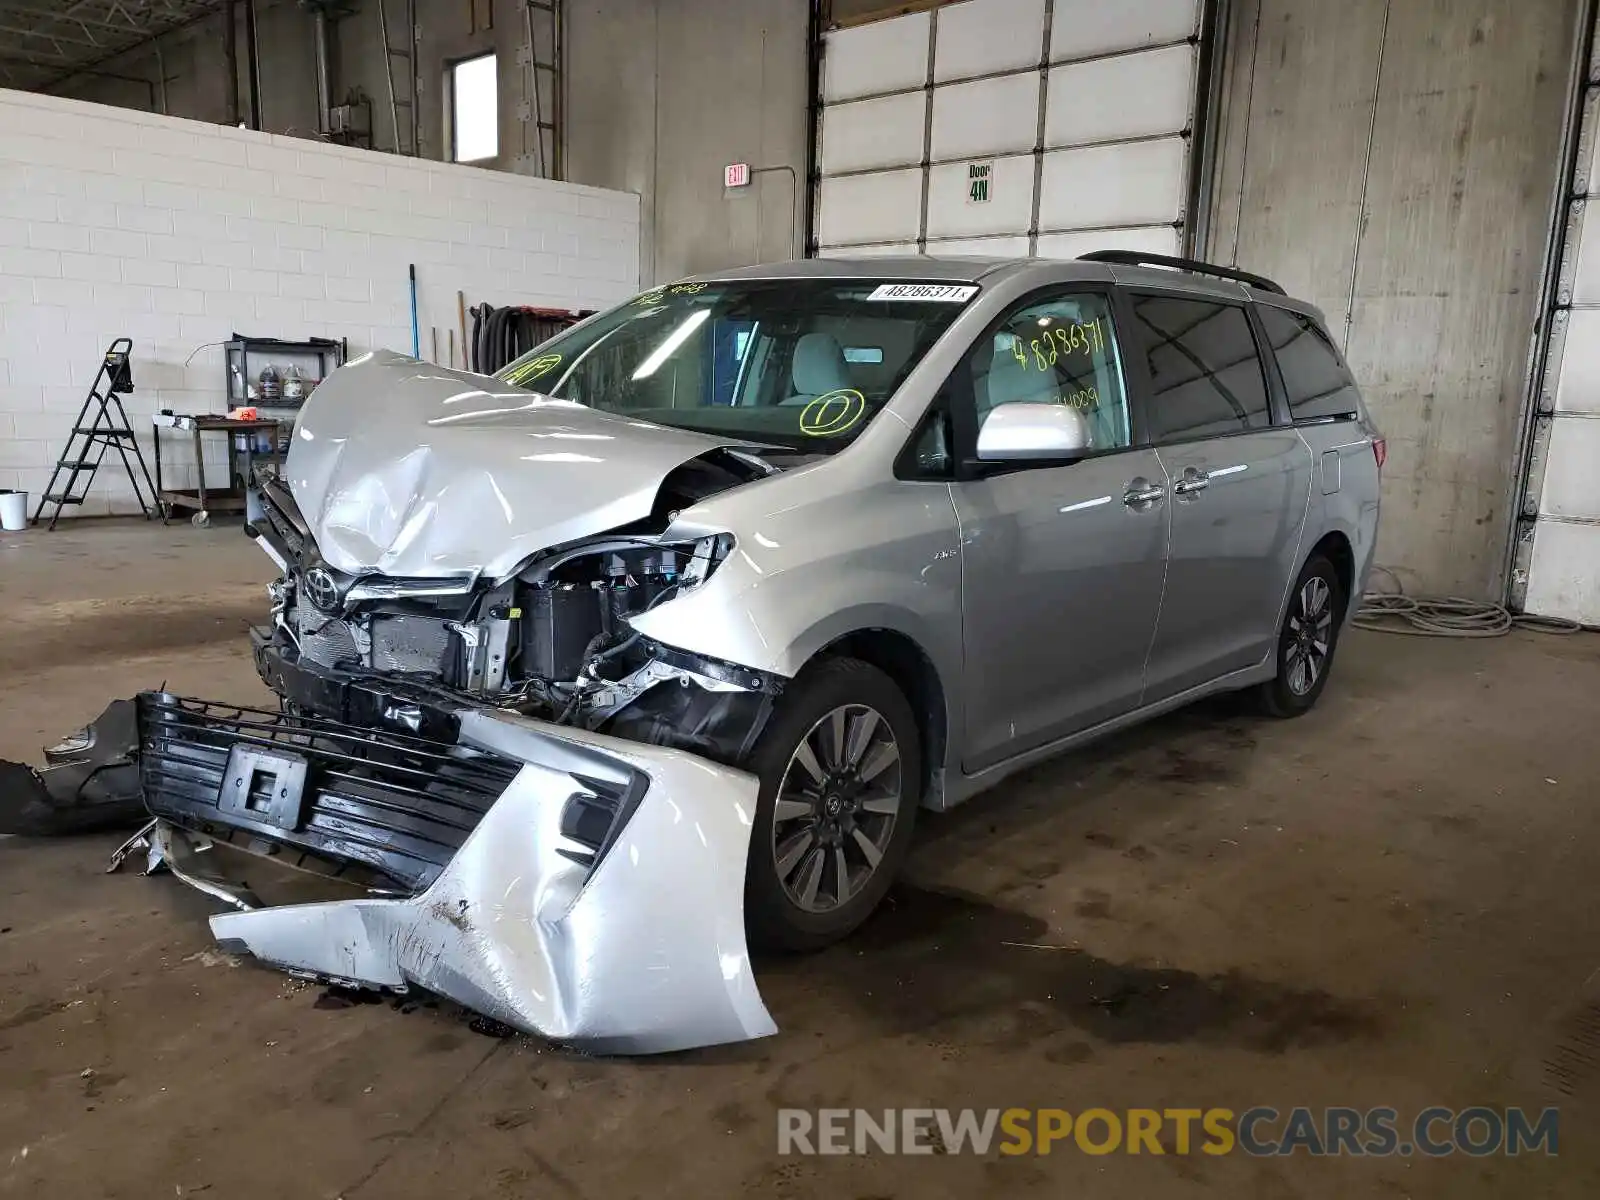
725,162,751,188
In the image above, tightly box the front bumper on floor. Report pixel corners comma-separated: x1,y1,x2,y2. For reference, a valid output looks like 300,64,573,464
132,685,776,1054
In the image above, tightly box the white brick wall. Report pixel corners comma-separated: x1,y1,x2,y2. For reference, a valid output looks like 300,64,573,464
0,88,641,515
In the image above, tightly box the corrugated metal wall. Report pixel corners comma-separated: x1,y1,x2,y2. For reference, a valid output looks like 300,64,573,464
1207,0,1582,599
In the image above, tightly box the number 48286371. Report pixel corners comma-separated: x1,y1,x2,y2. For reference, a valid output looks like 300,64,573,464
1011,317,1106,371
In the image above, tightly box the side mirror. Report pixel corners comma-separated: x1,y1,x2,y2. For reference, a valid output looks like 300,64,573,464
975,402,1091,462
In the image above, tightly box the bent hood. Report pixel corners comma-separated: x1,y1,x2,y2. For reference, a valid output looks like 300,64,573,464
285,350,740,580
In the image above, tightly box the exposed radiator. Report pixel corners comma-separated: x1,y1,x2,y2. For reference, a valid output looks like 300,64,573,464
291,608,455,677
371,614,455,675
292,606,360,668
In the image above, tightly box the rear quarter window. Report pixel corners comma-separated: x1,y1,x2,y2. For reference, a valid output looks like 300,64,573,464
1256,304,1363,423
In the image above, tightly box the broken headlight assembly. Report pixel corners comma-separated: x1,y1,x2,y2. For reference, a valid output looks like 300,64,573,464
504,530,741,719
259,521,777,759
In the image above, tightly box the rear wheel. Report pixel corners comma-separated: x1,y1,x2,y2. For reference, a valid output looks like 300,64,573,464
745,658,920,952
1258,555,1345,718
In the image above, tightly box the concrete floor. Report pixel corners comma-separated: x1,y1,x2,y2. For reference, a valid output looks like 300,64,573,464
2,518,1598,1199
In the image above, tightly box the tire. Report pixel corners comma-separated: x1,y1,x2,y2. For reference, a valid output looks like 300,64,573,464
1258,554,1346,718
745,657,921,952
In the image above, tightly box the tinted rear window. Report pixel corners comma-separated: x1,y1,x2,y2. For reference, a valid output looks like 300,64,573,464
1256,304,1362,423
1130,295,1272,443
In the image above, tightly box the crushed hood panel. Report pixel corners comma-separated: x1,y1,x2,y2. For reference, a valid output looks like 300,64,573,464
286,351,743,579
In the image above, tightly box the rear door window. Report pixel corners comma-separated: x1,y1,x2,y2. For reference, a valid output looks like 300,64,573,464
1256,304,1363,423
1129,294,1272,443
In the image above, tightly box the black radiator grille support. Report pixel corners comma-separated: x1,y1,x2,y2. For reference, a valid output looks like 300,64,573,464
137,692,524,893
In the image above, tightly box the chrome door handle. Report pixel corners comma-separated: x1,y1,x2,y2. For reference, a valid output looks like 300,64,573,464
1173,472,1210,496
1123,482,1166,507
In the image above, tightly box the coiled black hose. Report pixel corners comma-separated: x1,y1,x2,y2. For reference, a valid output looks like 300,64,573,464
466,304,590,374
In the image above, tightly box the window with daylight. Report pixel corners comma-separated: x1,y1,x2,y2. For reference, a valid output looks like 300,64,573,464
450,53,498,162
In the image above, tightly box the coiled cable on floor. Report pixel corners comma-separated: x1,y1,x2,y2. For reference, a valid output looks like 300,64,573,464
1354,566,1583,637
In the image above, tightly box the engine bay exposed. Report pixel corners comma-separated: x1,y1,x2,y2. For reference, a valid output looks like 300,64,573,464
250,451,786,764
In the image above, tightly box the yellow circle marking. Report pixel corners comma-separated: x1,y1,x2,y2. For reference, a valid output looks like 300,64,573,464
633,289,668,306
668,282,708,295
799,389,867,438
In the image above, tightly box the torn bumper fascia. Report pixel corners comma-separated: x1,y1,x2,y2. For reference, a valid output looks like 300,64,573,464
148,707,776,1055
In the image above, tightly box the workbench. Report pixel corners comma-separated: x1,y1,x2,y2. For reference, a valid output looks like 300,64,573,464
151,413,286,528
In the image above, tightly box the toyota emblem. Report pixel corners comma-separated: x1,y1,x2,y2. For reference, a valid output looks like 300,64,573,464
302,566,342,613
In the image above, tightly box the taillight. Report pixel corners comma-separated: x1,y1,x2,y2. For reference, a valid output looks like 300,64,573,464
1371,437,1387,470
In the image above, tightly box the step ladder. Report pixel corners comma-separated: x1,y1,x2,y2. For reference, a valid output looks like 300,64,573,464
377,0,419,155
33,338,158,531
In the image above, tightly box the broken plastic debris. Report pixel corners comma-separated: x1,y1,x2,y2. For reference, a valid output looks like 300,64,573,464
0,700,144,836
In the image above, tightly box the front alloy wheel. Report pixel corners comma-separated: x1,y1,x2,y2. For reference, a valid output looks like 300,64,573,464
771,703,903,913
745,658,921,951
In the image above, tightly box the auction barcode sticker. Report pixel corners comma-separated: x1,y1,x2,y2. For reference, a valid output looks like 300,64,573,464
866,283,979,302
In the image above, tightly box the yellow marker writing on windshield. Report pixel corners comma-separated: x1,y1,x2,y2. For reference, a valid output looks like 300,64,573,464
505,353,562,386
799,389,866,437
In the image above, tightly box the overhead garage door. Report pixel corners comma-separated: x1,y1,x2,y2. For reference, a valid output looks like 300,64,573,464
1515,9,1600,624
814,0,1209,260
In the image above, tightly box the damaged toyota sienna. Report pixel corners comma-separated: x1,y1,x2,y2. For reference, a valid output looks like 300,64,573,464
129,253,1381,1052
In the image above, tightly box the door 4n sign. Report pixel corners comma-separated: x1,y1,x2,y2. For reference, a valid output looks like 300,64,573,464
967,161,993,204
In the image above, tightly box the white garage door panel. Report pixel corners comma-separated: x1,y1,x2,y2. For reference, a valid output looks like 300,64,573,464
813,0,1204,262
1535,416,1600,518
818,170,923,247
934,0,1046,82
928,235,1033,256
1051,0,1199,61
1039,137,1187,230
1045,45,1194,147
1520,22,1599,623
1572,208,1600,305
1554,309,1600,410
931,73,1041,160
821,93,927,174
1036,225,1180,260
823,12,930,101
1523,520,1600,624
820,242,920,258
926,154,1036,238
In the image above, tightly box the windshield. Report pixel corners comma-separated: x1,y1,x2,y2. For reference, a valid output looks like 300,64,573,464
494,279,977,450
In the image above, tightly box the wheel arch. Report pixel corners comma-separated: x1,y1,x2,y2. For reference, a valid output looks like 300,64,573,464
1307,529,1356,611
808,627,950,811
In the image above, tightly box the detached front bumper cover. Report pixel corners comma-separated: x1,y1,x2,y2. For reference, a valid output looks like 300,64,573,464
128,692,776,1054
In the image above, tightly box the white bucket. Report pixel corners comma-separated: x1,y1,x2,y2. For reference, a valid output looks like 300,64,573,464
0,490,28,531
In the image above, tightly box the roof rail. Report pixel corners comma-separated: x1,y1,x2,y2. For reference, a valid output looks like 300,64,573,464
1076,250,1287,296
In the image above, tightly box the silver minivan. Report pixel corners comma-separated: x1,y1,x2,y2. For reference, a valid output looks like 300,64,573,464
141,252,1382,1051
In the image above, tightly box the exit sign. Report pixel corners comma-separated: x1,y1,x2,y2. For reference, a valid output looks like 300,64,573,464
725,162,751,188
